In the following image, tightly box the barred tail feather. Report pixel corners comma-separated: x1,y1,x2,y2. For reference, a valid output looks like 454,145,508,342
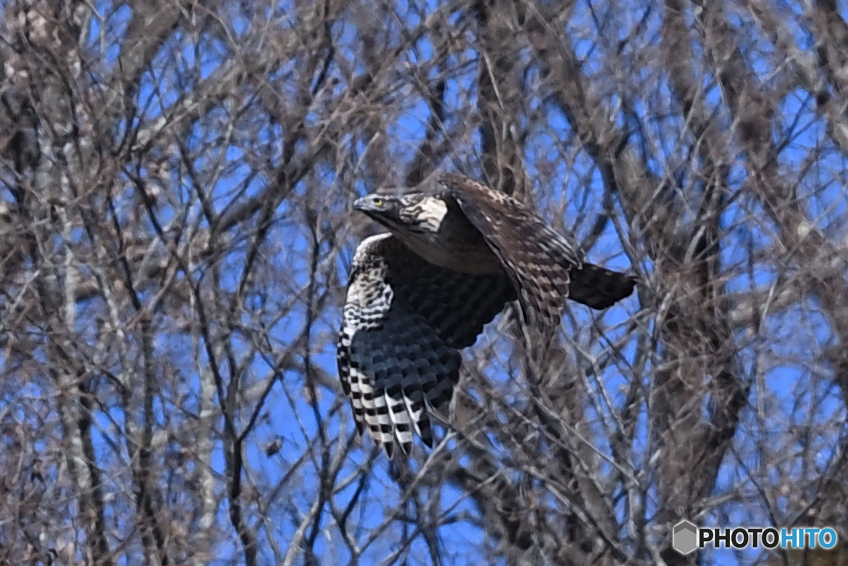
569,263,636,309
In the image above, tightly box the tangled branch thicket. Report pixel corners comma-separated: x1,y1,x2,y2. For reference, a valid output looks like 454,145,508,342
1,1,847,565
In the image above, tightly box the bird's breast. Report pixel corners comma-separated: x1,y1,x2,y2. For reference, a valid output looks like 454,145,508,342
403,233,503,275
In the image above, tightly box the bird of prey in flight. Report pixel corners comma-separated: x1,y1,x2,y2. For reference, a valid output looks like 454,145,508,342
337,174,635,456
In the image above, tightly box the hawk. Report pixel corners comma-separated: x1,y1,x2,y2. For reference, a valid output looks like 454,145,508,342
337,174,635,456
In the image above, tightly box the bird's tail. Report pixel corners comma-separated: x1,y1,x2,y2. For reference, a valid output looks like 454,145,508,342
569,263,636,309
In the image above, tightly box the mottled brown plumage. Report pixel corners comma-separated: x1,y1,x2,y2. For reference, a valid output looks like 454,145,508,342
337,174,635,456
439,174,636,331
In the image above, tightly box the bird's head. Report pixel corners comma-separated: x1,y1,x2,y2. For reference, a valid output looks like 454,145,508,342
354,192,447,235
353,194,403,224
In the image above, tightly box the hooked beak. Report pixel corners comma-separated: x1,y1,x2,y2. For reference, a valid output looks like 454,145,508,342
353,196,370,211
353,194,388,214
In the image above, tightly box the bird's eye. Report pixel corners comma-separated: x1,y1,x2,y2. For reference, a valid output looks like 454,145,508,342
373,198,383,206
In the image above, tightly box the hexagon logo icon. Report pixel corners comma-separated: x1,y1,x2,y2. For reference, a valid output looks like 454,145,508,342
673,520,698,555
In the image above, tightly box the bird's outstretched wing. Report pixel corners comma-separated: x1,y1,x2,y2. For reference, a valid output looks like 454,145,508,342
439,174,635,336
337,233,514,456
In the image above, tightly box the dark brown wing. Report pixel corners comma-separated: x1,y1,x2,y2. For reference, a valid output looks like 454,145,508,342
439,174,635,336
337,233,513,456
